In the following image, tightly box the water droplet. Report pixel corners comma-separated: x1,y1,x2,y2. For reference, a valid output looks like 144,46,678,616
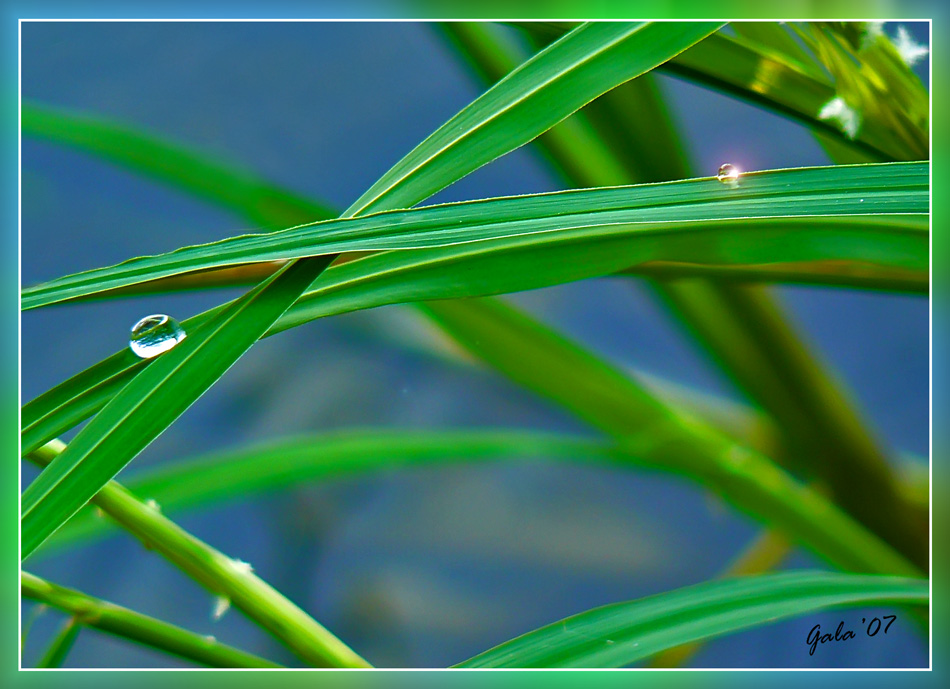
129,314,186,359
145,498,161,512
203,635,217,644
717,163,740,185
212,595,231,621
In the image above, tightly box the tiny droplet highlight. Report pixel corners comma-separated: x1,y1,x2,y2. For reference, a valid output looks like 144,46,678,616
129,314,186,359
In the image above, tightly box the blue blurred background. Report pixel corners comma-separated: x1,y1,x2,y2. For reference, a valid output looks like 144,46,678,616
20,22,930,668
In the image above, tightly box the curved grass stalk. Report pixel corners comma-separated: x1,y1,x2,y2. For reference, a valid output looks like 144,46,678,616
22,572,282,668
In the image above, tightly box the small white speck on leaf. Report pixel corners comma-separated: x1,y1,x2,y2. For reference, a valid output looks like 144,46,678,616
818,97,861,139
893,25,929,67
212,595,231,621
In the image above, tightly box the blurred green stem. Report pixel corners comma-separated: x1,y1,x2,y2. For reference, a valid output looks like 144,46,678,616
34,616,81,668
419,297,919,577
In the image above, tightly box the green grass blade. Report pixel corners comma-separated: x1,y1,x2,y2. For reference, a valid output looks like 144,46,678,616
25,377,801,559
21,161,929,309
21,256,334,558
26,441,370,668
30,404,916,579
22,102,334,229
455,571,928,667
20,166,929,460
34,617,81,668
647,528,793,667
22,572,282,668
21,348,142,456
343,21,721,217
418,298,918,576
731,21,821,69
436,23,690,186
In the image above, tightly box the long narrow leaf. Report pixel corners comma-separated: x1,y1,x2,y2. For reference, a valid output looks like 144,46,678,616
436,22,690,186
20,161,929,459
455,571,928,667
20,166,929,460
22,161,929,310
344,21,721,217
21,256,334,558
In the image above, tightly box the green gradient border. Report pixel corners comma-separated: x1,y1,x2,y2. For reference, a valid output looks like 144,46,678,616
6,0,943,685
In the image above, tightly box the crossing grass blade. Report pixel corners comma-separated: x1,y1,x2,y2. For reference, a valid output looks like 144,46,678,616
455,571,928,667
436,22,691,187
21,161,929,310
21,256,334,558
342,21,721,217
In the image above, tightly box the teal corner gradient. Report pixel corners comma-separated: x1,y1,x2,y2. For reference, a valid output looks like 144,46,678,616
5,0,945,686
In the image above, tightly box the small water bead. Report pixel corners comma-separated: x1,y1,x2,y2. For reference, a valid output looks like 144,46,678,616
717,163,740,185
129,314,186,359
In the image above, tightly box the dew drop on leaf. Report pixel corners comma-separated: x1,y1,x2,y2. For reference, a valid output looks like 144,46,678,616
129,314,187,359
717,163,740,186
